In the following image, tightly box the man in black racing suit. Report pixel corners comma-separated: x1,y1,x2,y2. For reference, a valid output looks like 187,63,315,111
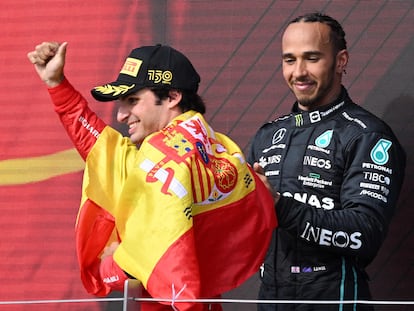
248,12,406,311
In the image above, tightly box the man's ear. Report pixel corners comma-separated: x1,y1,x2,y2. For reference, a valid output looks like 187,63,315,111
336,49,349,74
167,89,182,108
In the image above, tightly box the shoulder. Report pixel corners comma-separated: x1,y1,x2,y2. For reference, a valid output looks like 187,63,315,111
338,102,405,160
257,113,293,132
339,101,397,138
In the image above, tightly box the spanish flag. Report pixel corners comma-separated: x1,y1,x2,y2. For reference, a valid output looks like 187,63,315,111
76,110,276,309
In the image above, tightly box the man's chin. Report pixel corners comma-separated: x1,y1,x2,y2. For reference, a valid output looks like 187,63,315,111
129,135,141,145
296,96,315,107
292,88,315,104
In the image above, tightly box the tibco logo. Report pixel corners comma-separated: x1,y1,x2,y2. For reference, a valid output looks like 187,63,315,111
363,171,390,185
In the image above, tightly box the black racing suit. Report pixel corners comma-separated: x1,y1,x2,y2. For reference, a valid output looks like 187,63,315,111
247,87,406,311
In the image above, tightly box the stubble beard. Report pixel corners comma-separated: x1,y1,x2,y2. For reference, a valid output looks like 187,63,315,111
293,62,337,109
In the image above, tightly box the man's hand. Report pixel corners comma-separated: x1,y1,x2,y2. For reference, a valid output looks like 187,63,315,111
27,41,68,87
99,241,128,291
253,162,280,204
101,241,120,260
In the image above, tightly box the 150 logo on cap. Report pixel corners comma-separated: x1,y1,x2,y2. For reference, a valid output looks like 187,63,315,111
120,57,143,77
148,69,173,85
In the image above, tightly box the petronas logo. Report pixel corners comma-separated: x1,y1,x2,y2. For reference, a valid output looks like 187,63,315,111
315,130,333,148
370,139,392,165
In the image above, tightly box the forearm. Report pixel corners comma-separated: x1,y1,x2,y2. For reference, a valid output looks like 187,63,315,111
100,255,129,292
48,78,106,159
277,196,388,264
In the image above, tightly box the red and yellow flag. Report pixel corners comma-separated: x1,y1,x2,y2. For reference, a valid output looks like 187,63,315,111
76,111,276,309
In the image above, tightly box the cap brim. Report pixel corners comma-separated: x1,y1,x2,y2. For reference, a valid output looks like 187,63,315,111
91,82,141,102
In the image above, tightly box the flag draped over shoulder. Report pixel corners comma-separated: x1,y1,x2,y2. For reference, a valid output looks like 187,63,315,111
76,110,276,309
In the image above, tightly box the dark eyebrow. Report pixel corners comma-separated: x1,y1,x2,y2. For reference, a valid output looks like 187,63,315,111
282,51,323,58
303,51,323,57
282,53,294,59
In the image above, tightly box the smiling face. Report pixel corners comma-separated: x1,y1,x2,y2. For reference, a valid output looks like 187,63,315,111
116,88,182,145
282,21,348,111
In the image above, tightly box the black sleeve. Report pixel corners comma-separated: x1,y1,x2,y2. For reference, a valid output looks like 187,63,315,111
246,133,258,167
276,131,406,265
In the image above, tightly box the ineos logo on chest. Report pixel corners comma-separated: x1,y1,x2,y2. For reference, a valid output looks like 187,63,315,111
303,156,332,169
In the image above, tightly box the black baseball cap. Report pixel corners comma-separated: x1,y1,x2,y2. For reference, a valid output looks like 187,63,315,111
91,44,200,102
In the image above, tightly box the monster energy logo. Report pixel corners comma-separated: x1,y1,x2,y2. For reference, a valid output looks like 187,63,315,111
295,114,304,127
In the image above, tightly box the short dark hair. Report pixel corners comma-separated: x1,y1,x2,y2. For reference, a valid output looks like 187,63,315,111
150,88,206,114
289,12,347,53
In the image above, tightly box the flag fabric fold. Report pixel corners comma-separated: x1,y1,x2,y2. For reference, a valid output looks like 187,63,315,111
76,110,276,309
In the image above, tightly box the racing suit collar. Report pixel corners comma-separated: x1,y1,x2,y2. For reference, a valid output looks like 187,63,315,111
291,86,349,127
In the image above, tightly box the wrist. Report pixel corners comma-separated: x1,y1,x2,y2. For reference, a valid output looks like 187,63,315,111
100,255,129,292
274,191,281,204
45,75,64,88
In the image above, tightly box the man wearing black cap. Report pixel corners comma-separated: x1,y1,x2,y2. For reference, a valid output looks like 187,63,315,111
27,42,276,311
90,43,205,147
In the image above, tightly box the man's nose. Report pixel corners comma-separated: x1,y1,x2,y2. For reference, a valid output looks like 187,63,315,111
293,60,307,78
116,104,130,123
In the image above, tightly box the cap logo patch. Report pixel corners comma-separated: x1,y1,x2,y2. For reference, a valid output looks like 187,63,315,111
120,57,142,77
148,69,173,85
94,84,135,97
